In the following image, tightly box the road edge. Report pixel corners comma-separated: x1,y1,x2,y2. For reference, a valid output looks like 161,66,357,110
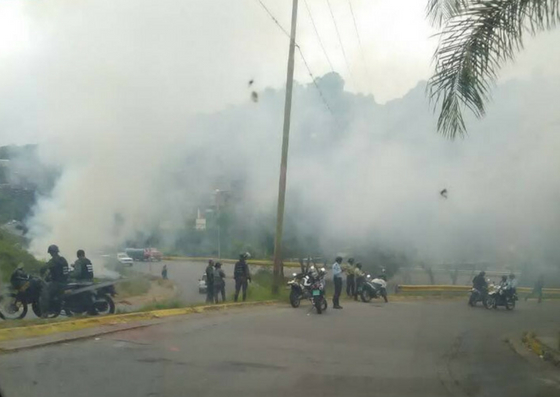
0,300,278,348
505,333,560,384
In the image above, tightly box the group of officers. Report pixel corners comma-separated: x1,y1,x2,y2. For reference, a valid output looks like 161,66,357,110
204,252,252,304
36,244,94,316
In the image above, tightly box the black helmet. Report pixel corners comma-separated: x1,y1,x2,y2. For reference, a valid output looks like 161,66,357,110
348,258,355,265
356,263,362,269
501,275,507,281
47,244,59,254
240,252,250,259
479,271,486,277
335,256,342,263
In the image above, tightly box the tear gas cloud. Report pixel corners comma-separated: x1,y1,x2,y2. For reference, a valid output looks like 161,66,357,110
1,0,560,273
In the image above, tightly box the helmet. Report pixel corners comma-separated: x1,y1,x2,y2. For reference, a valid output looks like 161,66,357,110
356,263,362,269
348,258,355,265
501,275,507,281
47,244,59,254
479,271,486,277
240,252,251,259
335,256,342,263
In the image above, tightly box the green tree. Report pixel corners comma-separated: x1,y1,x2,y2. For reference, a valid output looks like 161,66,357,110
427,0,560,138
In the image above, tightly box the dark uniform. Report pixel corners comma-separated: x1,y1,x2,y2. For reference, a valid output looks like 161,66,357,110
40,248,69,316
234,258,251,302
213,264,226,303
73,257,94,281
205,262,215,303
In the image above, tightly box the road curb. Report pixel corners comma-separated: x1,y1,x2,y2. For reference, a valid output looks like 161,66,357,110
162,256,302,268
505,333,560,383
0,300,278,344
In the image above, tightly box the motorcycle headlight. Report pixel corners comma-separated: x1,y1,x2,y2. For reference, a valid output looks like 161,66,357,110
292,273,297,277
320,267,325,272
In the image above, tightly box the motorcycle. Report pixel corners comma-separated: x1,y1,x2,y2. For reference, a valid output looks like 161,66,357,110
311,272,327,314
39,281,117,318
287,271,313,308
468,287,488,307
486,283,517,310
360,275,388,303
0,268,43,320
0,268,117,319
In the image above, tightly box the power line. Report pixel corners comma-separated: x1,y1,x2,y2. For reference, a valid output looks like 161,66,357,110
303,0,334,72
325,0,353,83
347,0,371,87
254,0,337,119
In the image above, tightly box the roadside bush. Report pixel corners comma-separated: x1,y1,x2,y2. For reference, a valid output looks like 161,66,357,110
0,230,43,282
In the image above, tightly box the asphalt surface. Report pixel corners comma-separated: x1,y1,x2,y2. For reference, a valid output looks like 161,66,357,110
131,260,257,303
0,298,559,397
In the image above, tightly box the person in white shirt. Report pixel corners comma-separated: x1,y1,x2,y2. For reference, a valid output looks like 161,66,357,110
332,256,344,309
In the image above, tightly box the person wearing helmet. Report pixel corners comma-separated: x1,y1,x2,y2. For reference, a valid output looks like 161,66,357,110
234,252,252,302
354,263,365,301
72,249,94,281
345,258,356,298
39,244,70,317
472,271,487,292
331,256,344,309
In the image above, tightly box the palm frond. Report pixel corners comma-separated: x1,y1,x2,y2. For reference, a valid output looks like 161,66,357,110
428,0,560,139
426,0,469,26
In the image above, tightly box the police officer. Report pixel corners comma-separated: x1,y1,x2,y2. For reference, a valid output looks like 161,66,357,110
72,249,94,281
40,244,69,317
205,259,215,303
354,263,365,301
213,262,226,303
234,252,252,302
345,258,355,297
332,256,344,309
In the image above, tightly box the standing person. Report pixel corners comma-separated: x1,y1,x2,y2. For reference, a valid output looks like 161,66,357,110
213,262,226,303
40,245,70,317
345,258,355,297
72,249,95,315
72,249,94,281
526,275,545,303
234,252,252,302
161,264,168,280
205,259,215,303
332,256,344,309
354,263,365,301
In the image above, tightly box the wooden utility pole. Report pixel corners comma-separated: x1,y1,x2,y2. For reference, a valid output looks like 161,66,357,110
272,0,298,294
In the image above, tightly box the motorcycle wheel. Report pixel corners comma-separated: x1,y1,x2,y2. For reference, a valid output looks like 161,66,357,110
320,297,327,312
0,293,28,320
505,297,515,311
315,298,322,314
33,300,61,318
289,290,301,308
360,289,372,303
485,296,496,309
95,295,115,315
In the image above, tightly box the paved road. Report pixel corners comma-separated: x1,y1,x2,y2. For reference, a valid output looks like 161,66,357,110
132,260,259,304
1,299,559,397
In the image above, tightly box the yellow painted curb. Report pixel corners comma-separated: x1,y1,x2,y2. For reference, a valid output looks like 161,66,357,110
0,300,277,342
162,256,303,268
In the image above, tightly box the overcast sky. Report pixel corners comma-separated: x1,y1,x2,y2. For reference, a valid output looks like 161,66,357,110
1,0,559,145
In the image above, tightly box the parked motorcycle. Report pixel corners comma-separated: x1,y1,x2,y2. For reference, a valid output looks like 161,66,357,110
360,275,388,303
468,287,488,307
287,271,313,308
309,267,327,314
486,283,516,310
